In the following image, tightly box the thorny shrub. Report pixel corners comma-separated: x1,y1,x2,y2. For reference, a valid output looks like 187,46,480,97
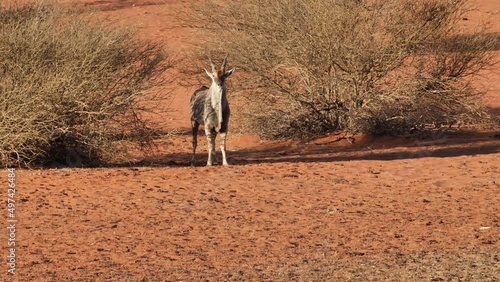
190,0,496,139
0,1,172,167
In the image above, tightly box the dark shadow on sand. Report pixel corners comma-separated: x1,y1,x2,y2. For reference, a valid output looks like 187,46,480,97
148,130,500,168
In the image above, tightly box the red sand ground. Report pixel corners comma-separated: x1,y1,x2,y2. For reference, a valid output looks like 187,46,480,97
1,1,499,281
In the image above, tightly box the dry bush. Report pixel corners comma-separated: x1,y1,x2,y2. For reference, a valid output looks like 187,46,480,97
190,0,496,139
0,1,172,167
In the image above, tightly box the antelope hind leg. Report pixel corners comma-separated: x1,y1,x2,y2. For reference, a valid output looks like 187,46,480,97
191,121,199,166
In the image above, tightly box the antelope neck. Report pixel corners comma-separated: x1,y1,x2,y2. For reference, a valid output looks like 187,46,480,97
210,82,225,105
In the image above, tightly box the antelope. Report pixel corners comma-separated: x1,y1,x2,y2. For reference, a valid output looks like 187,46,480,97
190,56,235,166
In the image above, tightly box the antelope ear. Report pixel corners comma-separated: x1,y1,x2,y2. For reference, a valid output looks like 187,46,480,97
224,67,235,78
204,68,214,79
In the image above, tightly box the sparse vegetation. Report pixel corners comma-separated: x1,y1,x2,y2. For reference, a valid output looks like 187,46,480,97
0,1,172,167
170,251,500,281
191,0,496,139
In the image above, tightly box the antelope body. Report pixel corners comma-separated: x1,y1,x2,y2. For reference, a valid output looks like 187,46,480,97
190,57,235,166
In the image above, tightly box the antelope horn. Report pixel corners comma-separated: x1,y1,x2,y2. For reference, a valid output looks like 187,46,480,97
207,55,216,72
221,54,228,72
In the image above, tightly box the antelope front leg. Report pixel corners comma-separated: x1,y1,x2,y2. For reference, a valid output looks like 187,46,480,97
220,132,229,166
205,128,217,166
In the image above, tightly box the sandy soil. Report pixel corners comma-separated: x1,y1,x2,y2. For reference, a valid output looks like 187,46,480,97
1,0,499,281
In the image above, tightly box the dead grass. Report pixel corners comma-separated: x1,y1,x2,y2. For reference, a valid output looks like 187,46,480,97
218,251,499,282
24,250,497,281
157,251,499,281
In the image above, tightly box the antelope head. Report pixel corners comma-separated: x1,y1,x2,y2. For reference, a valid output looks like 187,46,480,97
204,55,235,87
